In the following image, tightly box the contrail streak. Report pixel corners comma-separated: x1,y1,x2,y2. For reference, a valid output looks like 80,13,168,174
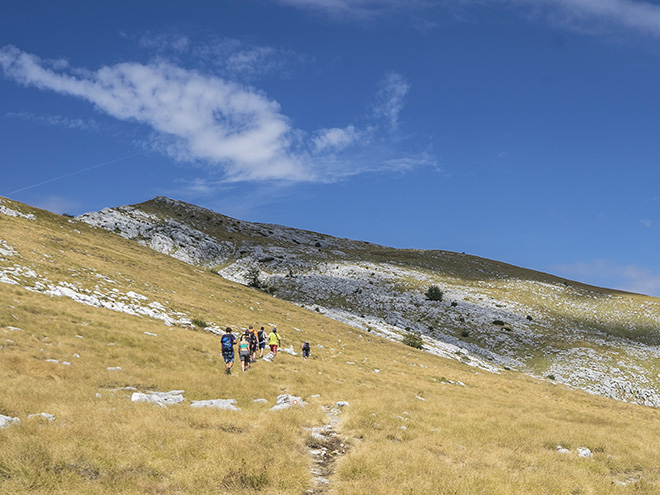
7,151,145,195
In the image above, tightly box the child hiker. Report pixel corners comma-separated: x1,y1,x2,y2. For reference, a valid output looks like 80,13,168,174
301,341,311,361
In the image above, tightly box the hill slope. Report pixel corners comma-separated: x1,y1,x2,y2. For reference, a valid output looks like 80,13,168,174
78,196,660,409
2,196,660,493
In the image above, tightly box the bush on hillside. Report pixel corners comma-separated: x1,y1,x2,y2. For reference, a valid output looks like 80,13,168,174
425,285,443,302
191,318,207,328
402,331,424,350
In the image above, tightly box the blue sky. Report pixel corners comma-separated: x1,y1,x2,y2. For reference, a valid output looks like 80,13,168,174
2,0,660,296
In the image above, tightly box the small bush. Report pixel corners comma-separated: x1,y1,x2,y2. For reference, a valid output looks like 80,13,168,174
402,331,423,349
191,318,207,328
425,285,443,302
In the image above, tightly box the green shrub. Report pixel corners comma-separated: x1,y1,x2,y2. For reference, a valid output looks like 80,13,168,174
425,285,443,302
191,318,207,328
402,331,423,349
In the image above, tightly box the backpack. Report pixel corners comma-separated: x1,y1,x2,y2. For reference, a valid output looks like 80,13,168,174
221,334,233,351
302,342,310,351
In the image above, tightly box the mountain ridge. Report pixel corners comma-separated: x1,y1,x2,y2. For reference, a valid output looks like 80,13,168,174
77,196,660,408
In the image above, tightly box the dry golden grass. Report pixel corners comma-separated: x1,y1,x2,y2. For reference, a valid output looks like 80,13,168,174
1,199,660,493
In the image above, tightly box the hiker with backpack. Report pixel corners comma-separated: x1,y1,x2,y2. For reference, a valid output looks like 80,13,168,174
268,327,281,356
257,326,267,358
248,325,258,363
239,331,252,372
301,341,311,361
220,327,236,375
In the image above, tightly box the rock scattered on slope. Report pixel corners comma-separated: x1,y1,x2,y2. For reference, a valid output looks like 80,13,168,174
0,414,21,429
131,390,185,408
190,399,240,411
271,394,304,411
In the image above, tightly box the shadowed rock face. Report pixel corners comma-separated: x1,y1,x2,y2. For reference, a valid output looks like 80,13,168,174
76,196,660,408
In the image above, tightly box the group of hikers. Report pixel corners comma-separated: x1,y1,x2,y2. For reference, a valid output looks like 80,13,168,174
220,325,312,374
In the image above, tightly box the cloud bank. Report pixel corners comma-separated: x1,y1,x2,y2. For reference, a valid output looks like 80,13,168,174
0,45,426,183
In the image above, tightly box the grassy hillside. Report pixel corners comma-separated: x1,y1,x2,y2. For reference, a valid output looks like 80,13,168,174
2,197,660,493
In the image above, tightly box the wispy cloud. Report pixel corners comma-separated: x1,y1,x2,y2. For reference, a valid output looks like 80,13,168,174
274,0,660,40
32,195,81,215
532,0,660,38
0,45,433,184
272,0,433,20
552,259,660,296
5,111,99,131
134,32,310,82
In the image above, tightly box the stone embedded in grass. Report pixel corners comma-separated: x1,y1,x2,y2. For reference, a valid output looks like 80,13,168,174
144,331,157,337
556,446,570,454
28,412,55,422
190,399,240,411
577,447,593,458
271,394,304,411
0,414,21,429
335,401,349,408
131,391,184,408
107,366,122,371
253,398,268,403
280,345,297,356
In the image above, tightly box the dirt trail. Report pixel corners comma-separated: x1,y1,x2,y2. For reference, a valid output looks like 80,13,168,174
304,403,349,494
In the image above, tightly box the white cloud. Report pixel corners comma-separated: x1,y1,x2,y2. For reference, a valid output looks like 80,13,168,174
372,72,410,132
0,45,306,182
0,46,432,185
312,125,362,152
552,259,660,296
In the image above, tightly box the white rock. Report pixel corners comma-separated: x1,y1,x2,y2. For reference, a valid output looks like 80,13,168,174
131,391,184,407
335,401,350,408
415,396,427,401
190,399,240,411
271,394,304,411
253,398,268,403
262,352,275,362
107,366,122,371
577,447,593,458
27,413,55,422
0,414,21,429
45,359,59,364
144,332,157,337
280,345,298,356
556,446,571,454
